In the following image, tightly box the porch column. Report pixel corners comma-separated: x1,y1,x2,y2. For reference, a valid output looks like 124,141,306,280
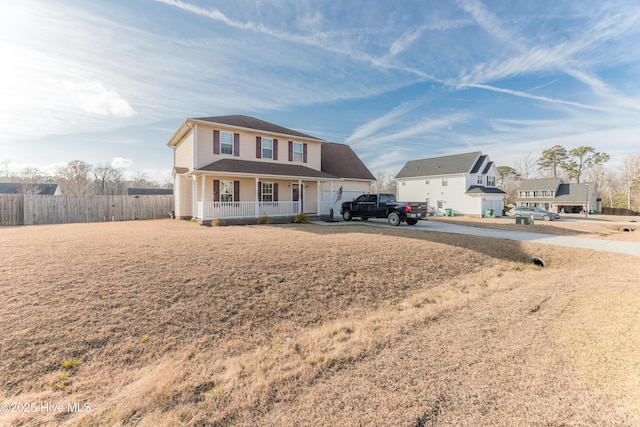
201,175,206,219
192,176,197,218
298,178,302,213
317,180,320,215
255,177,259,218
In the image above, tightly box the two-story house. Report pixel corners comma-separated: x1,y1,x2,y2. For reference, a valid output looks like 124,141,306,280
395,151,505,216
167,115,375,221
516,178,599,214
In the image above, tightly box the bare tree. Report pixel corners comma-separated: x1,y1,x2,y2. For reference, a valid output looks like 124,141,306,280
0,159,10,179
621,151,640,210
93,163,126,195
515,153,537,180
57,160,94,196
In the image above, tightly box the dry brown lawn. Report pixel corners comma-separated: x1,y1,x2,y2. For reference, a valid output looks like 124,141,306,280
1,218,639,426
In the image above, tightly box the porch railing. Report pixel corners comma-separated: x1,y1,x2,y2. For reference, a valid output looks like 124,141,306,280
198,201,303,219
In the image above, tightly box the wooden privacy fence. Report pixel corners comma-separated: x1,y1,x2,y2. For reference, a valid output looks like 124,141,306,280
0,195,174,226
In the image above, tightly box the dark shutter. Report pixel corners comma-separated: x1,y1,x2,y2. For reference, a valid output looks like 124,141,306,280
213,180,220,202
303,143,308,163
273,139,278,160
273,183,278,202
233,181,240,201
213,130,220,154
288,141,293,161
256,136,262,159
234,133,240,157
258,181,262,201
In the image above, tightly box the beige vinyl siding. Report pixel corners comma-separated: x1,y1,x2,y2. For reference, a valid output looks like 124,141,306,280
175,175,193,218
195,124,323,171
174,130,194,169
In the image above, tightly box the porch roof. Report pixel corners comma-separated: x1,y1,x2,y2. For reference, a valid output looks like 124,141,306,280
196,159,339,180
465,185,507,195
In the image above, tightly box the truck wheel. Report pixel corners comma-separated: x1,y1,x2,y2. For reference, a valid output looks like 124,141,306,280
342,210,353,221
388,212,401,226
406,219,418,225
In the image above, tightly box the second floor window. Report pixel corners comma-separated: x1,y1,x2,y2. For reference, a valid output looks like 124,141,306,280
220,131,233,155
293,142,303,162
477,175,483,185
262,138,273,159
442,177,448,187
487,176,496,186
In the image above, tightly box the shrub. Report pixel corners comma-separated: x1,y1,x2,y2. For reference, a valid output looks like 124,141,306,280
257,216,271,225
293,212,309,223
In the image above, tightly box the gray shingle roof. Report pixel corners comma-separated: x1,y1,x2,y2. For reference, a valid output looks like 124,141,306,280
0,183,58,195
321,143,375,181
193,115,324,141
470,155,487,174
518,178,562,191
466,185,506,195
198,159,338,179
396,152,482,178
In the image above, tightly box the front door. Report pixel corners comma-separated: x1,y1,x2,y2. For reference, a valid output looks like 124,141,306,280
292,184,303,212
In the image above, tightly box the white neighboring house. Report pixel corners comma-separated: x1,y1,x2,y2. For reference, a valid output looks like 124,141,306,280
395,151,506,216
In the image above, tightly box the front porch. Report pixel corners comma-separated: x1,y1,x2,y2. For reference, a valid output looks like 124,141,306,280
197,200,333,219
189,174,339,220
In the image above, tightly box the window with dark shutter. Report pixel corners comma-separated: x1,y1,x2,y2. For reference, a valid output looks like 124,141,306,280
233,181,240,201
274,183,278,201
273,139,278,160
213,180,220,201
288,141,293,162
256,137,262,159
303,143,307,163
234,133,240,157
258,181,262,201
213,131,220,155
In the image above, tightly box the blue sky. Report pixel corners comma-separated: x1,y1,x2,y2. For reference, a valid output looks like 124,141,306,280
2,0,640,183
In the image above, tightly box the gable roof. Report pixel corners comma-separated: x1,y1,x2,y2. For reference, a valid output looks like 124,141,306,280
518,178,562,192
321,143,375,181
194,115,324,141
0,183,58,195
470,155,487,174
554,183,589,202
395,152,482,179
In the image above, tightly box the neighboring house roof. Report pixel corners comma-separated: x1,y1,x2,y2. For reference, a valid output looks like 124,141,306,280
193,115,324,141
321,142,376,181
127,188,173,196
198,159,338,179
554,183,589,202
0,182,58,195
466,185,507,195
395,151,482,178
470,155,487,174
482,161,493,174
518,178,562,191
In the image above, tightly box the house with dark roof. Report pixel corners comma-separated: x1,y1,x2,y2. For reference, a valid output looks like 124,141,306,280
0,182,60,195
127,188,174,196
395,152,505,216
166,115,375,220
516,179,599,214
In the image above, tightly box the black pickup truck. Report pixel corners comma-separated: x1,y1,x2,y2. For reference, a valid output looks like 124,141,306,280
340,193,429,226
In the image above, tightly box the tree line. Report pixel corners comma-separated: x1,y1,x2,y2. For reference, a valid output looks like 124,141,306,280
0,160,172,196
497,145,640,211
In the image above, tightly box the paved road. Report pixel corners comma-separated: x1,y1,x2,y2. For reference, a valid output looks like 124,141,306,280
316,219,640,257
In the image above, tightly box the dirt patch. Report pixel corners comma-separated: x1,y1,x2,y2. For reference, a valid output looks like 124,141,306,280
0,220,638,426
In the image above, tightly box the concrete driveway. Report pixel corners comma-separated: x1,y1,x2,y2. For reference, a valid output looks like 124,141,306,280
335,218,640,257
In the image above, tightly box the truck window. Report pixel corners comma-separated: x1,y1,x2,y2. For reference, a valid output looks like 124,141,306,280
367,195,377,202
379,194,389,203
355,195,368,203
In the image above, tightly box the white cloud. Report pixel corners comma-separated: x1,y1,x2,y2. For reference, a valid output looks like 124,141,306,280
111,157,134,170
72,81,137,118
